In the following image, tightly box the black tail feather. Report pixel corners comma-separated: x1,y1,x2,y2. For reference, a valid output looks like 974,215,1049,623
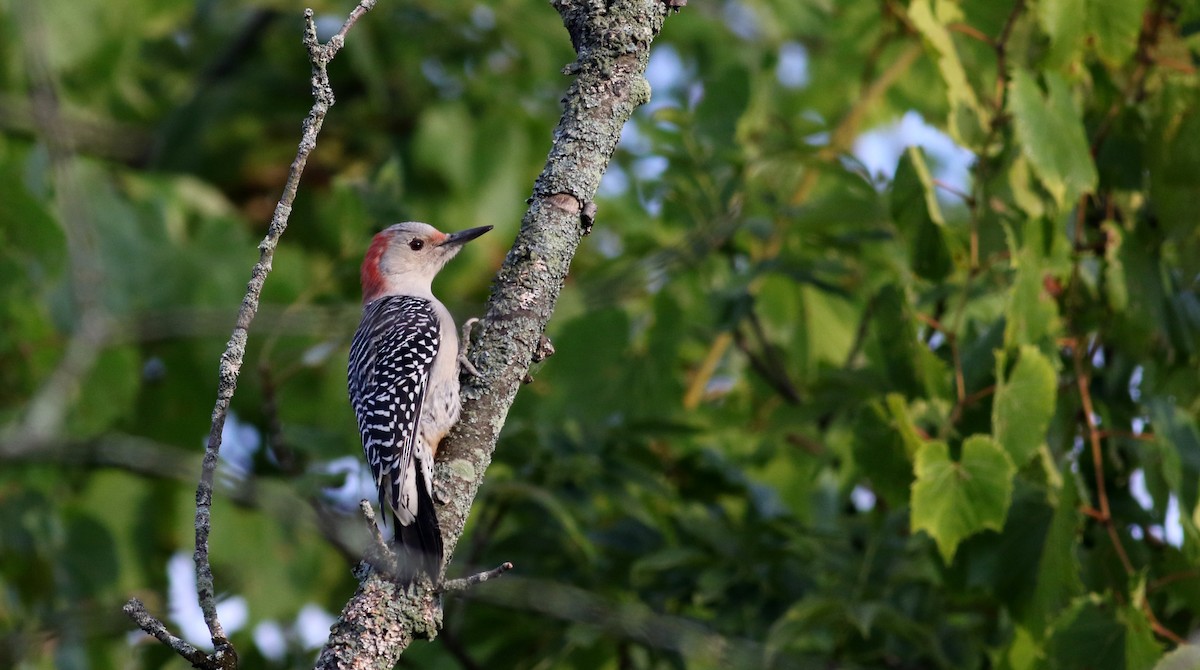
392,467,443,583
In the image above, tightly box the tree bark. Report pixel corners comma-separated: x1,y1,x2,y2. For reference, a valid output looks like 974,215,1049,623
314,0,676,666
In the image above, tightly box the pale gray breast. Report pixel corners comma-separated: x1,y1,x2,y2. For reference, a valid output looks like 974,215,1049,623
419,298,463,449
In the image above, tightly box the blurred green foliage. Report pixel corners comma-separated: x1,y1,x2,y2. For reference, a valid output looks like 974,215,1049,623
2,0,1200,668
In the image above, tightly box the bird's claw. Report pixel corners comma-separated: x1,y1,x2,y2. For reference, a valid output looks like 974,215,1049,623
459,318,482,378
459,354,482,378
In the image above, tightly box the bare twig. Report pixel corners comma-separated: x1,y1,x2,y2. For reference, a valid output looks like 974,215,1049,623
359,499,389,551
1089,0,1166,155
991,0,1025,108
683,332,732,410
122,2,377,666
1072,341,1134,575
1142,600,1185,645
946,22,991,44
1068,331,1182,642
123,599,213,668
357,499,405,579
731,315,802,405
193,1,374,654
1148,569,1200,593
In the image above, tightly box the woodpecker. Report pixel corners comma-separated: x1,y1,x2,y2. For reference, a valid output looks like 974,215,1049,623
348,221,491,581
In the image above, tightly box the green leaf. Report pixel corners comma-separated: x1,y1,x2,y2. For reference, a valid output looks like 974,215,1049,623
908,0,987,147
852,400,915,504
1007,154,1049,219
1005,257,1059,349
1036,0,1086,66
1023,472,1085,635
1088,0,1148,66
912,435,1016,562
1004,220,1064,349
1046,597,1125,669
993,625,1043,670
1121,598,1164,670
799,285,858,372
993,346,1057,466
891,146,952,281
1009,70,1098,209
1147,399,1200,515
873,286,922,397
872,285,950,399
1046,596,1162,670
885,393,928,458
1102,221,1129,312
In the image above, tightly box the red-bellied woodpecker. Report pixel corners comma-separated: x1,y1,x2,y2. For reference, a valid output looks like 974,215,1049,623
348,221,491,581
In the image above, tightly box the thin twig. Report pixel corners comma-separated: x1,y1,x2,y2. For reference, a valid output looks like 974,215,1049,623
360,500,390,556
359,499,403,579
968,0,1027,270
1095,429,1155,442
123,2,377,666
1090,0,1167,155
932,178,973,204
683,332,732,410
440,563,515,593
1148,569,1200,593
1142,600,1185,645
991,0,1025,107
1072,341,1134,575
193,2,373,652
123,599,213,669
946,22,991,44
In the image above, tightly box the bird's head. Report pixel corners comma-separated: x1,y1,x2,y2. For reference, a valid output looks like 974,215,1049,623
360,222,492,303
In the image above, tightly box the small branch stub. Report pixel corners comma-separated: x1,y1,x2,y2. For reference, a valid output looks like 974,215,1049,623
581,201,598,234
358,499,404,579
440,562,515,594
532,334,556,363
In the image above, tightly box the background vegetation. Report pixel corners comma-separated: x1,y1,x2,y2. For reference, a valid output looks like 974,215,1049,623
2,0,1199,668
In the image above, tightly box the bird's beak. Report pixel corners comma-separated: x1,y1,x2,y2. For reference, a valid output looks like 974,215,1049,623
439,225,493,247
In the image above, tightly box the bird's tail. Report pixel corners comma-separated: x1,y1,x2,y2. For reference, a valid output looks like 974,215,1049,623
390,466,443,583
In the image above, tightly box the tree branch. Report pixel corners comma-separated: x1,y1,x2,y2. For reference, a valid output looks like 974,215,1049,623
314,0,676,666
123,599,212,668
121,2,376,666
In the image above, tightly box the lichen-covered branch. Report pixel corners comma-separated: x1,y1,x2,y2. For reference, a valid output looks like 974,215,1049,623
314,0,676,666
123,599,212,667
443,0,667,576
122,2,376,667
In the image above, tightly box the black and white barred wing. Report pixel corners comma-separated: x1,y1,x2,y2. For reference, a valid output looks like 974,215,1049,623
347,295,440,528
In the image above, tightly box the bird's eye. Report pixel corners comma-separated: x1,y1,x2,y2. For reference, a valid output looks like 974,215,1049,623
409,239,425,251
